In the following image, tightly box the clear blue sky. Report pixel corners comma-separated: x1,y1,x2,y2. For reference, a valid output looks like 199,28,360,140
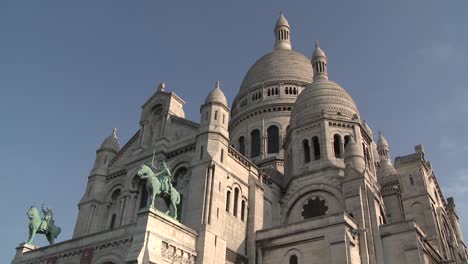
1,0,467,261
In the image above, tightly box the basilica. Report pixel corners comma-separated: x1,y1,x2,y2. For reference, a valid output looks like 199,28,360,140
13,14,468,264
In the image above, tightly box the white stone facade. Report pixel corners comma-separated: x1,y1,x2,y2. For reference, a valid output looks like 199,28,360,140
13,14,467,264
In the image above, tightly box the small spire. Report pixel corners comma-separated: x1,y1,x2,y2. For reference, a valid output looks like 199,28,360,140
315,40,320,48
157,82,166,92
215,80,221,89
274,12,291,50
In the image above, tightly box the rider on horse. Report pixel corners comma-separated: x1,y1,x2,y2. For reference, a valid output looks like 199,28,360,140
39,204,54,232
153,161,172,196
159,162,172,196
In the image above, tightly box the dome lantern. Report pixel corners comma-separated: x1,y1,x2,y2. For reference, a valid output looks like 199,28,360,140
312,41,328,80
274,12,292,50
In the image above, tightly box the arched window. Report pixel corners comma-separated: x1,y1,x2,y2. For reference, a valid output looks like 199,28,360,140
267,125,279,154
303,139,310,163
238,136,246,156
226,190,231,213
313,136,320,160
220,149,224,163
109,214,117,229
233,188,239,217
333,134,342,158
250,130,261,158
108,189,121,229
241,200,246,221
139,187,148,208
289,255,298,264
111,189,121,200
214,110,218,120
173,167,188,221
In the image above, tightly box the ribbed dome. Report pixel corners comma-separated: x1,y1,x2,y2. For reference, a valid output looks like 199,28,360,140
291,79,360,127
205,81,227,106
238,49,313,93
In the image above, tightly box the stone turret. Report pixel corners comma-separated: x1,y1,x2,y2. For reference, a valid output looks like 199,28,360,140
376,132,396,178
74,128,120,238
344,136,366,172
200,81,229,137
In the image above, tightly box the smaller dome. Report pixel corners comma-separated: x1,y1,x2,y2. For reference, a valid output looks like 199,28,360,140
377,132,389,148
100,128,120,152
312,41,326,59
205,81,227,106
291,79,360,127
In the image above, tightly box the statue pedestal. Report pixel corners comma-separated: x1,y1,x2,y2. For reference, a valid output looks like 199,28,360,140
14,243,38,259
125,208,198,263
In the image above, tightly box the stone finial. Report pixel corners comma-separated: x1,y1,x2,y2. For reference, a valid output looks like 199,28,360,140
315,40,320,48
215,81,220,89
415,144,425,155
158,82,166,92
112,128,118,139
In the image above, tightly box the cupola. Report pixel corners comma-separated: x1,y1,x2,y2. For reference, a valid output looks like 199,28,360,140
204,81,227,106
274,12,291,50
312,41,328,80
377,132,397,176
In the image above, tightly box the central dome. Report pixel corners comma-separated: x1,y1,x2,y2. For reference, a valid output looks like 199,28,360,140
239,49,313,93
